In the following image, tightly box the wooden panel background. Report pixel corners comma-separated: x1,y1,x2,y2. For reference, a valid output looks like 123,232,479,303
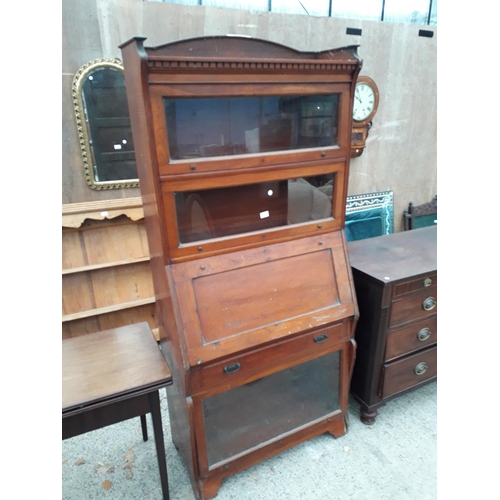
62,0,436,234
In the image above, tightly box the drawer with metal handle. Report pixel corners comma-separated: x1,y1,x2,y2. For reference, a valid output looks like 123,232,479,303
393,273,437,298
190,321,350,396
379,345,437,399
385,315,437,361
389,287,437,328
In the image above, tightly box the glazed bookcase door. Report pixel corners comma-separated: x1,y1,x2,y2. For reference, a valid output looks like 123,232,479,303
164,94,340,160
201,350,341,469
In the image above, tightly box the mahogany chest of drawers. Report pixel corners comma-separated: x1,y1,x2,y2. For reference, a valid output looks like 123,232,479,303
347,226,437,424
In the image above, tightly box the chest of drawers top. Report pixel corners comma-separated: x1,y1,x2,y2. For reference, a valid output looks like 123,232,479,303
347,226,436,283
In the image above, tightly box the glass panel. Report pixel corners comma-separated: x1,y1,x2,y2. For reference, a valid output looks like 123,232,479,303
203,350,340,468
384,0,430,24
164,94,339,160
204,0,269,11
175,173,334,243
271,0,330,17
331,0,383,21
148,0,198,4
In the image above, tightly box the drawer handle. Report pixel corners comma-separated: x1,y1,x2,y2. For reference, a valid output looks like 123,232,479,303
313,333,329,344
414,362,428,376
422,297,436,311
417,328,432,342
223,362,241,374
423,278,432,287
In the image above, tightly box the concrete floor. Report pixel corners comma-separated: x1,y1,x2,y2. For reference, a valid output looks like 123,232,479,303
62,381,436,500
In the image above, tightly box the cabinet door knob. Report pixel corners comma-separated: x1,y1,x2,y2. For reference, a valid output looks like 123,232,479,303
417,327,431,341
223,362,241,374
422,297,436,311
423,278,432,287
414,362,428,376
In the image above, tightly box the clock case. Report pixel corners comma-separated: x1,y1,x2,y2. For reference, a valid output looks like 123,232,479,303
120,36,361,500
351,76,379,158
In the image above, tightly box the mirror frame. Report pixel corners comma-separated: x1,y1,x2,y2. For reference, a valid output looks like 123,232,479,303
72,58,139,190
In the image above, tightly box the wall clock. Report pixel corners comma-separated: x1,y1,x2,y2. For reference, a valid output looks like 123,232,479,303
351,76,379,157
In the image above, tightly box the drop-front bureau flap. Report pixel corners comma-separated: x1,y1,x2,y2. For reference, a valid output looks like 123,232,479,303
170,231,356,367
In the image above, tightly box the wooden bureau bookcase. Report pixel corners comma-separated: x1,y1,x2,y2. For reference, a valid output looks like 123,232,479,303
120,36,360,500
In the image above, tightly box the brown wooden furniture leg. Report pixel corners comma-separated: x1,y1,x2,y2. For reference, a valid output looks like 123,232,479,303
140,414,148,441
360,407,379,425
327,417,347,438
149,391,170,500
199,476,223,500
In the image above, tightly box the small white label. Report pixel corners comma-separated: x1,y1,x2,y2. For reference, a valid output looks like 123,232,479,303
114,144,122,150
260,210,270,219
100,211,109,217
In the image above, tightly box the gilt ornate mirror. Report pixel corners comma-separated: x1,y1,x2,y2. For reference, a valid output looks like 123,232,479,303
72,58,139,189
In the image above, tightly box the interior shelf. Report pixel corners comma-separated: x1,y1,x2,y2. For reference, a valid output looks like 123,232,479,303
62,296,156,322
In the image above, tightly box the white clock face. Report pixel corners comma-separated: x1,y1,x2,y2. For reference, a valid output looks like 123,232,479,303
353,82,376,122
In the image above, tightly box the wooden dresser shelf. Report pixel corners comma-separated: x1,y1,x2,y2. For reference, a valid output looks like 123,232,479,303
62,198,159,340
62,297,156,322
62,256,151,275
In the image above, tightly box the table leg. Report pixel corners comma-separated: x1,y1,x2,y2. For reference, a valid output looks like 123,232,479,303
140,414,148,441
149,391,169,500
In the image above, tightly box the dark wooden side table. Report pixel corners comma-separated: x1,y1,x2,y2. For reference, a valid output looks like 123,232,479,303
348,226,437,424
62,322,173,499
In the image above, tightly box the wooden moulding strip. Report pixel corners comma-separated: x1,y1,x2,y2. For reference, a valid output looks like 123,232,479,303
62,197,145,228
62,256,151,275
62,297,155,322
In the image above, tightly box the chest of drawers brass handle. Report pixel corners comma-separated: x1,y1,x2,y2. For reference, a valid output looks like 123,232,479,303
423,278,432,287
417,327,432,341
414,362,428,376
422,297,436,311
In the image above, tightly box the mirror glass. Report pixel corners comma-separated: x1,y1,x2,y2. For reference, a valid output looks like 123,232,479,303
72,59,139,189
